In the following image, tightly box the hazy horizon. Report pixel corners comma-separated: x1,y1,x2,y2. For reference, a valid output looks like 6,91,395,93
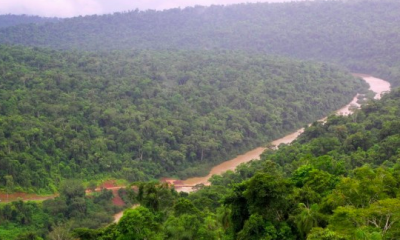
0,0,305,18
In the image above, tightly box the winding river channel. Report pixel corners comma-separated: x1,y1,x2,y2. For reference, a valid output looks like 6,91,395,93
114,75,390,222
173,74,391,193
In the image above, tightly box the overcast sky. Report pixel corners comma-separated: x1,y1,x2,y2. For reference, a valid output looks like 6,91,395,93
0,0,302,18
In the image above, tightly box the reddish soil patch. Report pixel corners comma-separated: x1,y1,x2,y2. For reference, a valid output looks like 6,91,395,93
111,189,124,206
86,186,126,206
0,192,56,203
100,180,118,189
85,180,125,207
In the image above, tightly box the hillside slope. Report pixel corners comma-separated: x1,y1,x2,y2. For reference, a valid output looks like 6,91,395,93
0,46,366,192
1,1,399,85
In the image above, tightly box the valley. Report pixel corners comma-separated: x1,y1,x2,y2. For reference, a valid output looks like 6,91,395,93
1,1,400,239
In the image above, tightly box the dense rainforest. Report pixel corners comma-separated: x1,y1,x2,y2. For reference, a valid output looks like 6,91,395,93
0,1,399,85
4,81,400,239
1,0,400,239
0,46,365,193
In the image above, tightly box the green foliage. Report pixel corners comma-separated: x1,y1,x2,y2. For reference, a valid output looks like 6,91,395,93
326,166,397,209
307,228,346,240
329,199,400,239
48,222,74,240
136,182,177,212
163,214,202,239
60,179,85,203
243,170,290,219
236,214,269,240
117,206,163,240
223,183,249,236
292,203,324,239
173,198,199,217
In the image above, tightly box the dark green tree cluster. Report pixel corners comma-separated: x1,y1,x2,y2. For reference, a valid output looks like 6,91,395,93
74,182,224,240
196,88,400,239
0,45,365,192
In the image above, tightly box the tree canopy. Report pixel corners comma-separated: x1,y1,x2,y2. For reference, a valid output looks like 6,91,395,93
1,1,400,85
0,46,365,192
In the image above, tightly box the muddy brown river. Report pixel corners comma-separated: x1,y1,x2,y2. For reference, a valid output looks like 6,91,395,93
175,75,391,192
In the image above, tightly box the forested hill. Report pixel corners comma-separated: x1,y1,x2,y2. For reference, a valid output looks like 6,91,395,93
1,1,400,85
72,82,400,239
0,45,366,192
0,15,60,29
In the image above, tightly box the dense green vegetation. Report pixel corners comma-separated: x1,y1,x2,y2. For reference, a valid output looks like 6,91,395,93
1,1,399,85
0,45,364,192
0,180,119,239
0,15,59,29
73,87,400,240
1,0,400,239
